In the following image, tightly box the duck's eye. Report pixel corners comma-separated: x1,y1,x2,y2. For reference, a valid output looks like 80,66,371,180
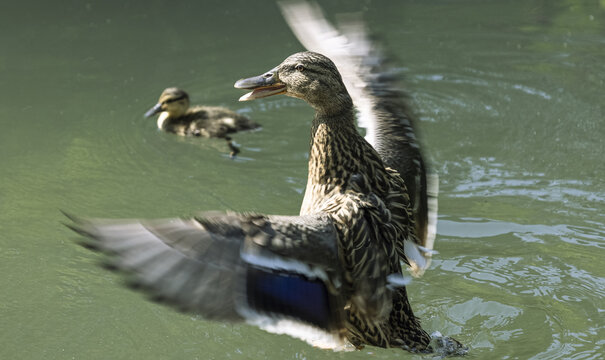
295,64,305,72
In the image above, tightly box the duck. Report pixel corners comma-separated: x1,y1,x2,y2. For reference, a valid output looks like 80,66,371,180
235,51,466,354
65,49,465,356
144,87,261,156
279,0,439,276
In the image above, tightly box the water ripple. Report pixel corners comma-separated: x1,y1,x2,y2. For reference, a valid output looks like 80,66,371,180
438,218,605,249
441,157,605,210
511,84,552,100
430,220,604,357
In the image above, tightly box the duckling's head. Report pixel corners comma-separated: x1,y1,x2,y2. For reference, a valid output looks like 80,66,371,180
235,52,351,115
144,87,190,119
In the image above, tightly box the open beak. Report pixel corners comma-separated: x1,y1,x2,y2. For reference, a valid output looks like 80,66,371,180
234,68,286,101
144,103,162,118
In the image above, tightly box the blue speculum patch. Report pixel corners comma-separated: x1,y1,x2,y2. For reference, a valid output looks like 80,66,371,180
246,266,333,330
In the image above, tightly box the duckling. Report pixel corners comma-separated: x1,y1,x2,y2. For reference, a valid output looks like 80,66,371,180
65,50,465,356
145,87,260,157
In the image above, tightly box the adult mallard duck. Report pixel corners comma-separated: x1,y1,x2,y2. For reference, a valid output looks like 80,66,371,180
64,50,465,356
144,87,261,156
235,51,465,353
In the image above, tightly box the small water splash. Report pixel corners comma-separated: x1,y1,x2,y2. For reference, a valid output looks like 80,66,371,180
429,331,469,357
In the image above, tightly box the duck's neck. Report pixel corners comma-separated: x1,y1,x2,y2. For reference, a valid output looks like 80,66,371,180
300,103,364,214
310,107,360,180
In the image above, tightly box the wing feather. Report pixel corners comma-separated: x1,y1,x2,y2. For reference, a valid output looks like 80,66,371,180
65,211,348,349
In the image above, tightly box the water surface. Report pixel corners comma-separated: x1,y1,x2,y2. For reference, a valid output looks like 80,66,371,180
1,1,604,359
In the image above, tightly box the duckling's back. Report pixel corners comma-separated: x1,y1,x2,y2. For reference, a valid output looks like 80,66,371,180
162,106,259,138
188,106,260,138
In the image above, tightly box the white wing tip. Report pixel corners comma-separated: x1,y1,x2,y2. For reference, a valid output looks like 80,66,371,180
243,313,351,351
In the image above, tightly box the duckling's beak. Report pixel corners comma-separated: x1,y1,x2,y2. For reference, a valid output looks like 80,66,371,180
234,68,286,101
144,103,162,118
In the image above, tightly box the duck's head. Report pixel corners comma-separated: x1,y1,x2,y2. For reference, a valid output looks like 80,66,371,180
144,87,190,119
234,52,351,114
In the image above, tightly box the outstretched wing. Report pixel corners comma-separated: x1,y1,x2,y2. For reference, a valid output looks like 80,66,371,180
279,1,438,275
64,211,348,350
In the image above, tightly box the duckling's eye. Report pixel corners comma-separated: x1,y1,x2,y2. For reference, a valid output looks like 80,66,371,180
295,64,305,72
164,95,186,104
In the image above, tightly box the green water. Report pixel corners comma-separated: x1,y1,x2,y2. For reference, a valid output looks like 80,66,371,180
1,0,604,359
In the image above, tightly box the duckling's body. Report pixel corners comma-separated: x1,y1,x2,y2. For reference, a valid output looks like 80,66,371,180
157,105,257,138
146,88,260,138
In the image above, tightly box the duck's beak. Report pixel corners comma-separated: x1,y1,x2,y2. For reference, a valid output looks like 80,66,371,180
234,68,286,101
144,103,162,118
